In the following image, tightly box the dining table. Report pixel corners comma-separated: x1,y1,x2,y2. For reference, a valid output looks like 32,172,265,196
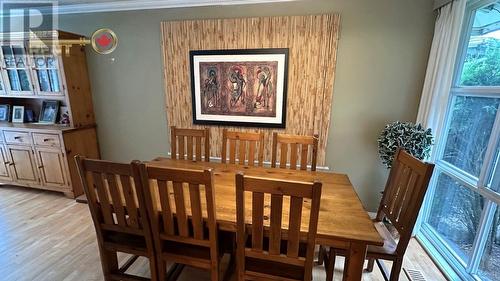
148,157,384,281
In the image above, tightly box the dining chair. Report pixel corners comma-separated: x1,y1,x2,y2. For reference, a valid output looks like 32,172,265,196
271,133,319,171
75,156,158,281
235,172,322,281
321,148,435,281
171,126,210,162
138,164,225,281
221,129,264,166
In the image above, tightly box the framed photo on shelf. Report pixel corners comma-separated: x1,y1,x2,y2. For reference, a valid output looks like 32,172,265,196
25,109,36,123
39,100,59,124
190,48,289,128
12,106,24,123
58,106,70,125
0,105,10,122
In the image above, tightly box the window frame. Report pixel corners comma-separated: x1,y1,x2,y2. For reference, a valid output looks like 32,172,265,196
449,0,500,202
417,0,500,280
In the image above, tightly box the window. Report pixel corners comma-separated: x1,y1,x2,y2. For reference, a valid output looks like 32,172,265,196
417,1,500,280
478,205,500,280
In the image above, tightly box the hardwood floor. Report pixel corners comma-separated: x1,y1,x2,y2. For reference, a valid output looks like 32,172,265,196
0,185,448,281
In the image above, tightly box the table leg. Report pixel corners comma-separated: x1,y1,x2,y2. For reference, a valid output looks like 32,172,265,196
343,242,367,281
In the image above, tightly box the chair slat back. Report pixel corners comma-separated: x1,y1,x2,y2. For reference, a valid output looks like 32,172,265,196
376,148,434,253
271,133,319,171
75,156,150,234
236,173,322,281
139,164,217,252
222,129,264,166
171,126,210,162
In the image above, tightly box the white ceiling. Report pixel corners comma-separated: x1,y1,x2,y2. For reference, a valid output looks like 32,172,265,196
47,0,297,15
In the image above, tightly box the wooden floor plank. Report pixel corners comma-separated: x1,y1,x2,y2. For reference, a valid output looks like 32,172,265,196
0,185,447,281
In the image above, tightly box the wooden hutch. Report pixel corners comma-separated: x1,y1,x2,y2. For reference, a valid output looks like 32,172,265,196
0,30,100,198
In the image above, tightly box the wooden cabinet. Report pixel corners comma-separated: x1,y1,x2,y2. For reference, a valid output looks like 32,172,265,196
0,30,100,198
7,145,38,184
0,126,98,197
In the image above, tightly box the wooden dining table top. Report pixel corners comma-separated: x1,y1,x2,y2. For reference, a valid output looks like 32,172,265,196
148,158,383,247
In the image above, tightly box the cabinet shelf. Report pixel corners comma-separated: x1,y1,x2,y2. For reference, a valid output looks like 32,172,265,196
0,94,66,100
0,122,72,131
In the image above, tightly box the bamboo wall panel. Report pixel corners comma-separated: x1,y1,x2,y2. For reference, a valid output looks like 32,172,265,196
161,14,340,165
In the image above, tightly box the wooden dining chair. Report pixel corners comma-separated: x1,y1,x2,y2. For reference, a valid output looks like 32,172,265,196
75,156,158,281
138,164,224,281
271,133,319,171
235,173,322,281
221,129,264,166
171,126,210,162
321,148,435,281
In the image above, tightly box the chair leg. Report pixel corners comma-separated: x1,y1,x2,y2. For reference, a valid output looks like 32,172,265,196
149,254,159,281
157,256,167,281
325,247,336,281
236,246,244,281
366,258,375,272
99,249,119,281
317,245,325,265
389,258,403,281
210,260,219,281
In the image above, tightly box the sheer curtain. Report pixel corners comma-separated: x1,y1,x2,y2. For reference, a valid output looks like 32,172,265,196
416,0,466,144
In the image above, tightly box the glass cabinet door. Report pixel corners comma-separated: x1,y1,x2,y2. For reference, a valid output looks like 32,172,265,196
31,54,63,96
0,76,5,95
0,51,5,95
0,56,5,95
1,45,34,95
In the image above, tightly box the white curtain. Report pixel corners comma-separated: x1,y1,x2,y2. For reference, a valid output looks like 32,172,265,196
416,0,466,137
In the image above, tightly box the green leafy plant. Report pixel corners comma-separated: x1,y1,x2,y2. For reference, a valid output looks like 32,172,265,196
377,121,434,168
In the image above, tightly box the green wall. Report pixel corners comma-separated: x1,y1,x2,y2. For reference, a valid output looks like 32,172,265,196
57,0,436,210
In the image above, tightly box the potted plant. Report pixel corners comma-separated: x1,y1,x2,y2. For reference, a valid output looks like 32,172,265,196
377,121,434,169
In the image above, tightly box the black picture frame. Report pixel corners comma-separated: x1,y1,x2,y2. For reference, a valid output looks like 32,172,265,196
39,100,60,124
190,48,289,128
25,109,36,123
0,104,10,122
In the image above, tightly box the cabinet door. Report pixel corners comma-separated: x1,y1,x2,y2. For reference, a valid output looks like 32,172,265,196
0,145,12,181
7,145,38,184
0,51,6,95
30,54,64,96
1,45,34,95
35,147,68,188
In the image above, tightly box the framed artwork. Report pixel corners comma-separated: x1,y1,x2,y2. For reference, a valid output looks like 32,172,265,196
39,100,59,124
12,106,24,123
190,48,289,128
0,105,10,122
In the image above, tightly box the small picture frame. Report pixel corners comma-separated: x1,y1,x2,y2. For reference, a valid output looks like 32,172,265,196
25,109,36,123
58,106,70,125
39,100,59,124
12,106,24,123
0,104,10,122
